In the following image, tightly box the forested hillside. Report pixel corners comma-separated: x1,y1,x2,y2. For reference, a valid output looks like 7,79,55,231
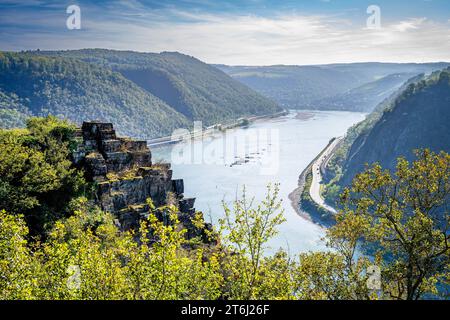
324,68,450,200
312,72,417,112
0,52,189,138
218,62,449,111
216,64,362,109
38,49,281,125
341,68,450,184
0,50,282,138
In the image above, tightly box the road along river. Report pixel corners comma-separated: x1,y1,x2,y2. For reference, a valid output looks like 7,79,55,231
309,137,342,214
152,110,365,254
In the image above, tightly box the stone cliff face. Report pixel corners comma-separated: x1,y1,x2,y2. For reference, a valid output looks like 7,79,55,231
73,121,213,242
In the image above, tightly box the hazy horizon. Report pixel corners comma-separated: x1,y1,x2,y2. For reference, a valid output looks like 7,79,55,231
1,0,450,65
5,47,450,68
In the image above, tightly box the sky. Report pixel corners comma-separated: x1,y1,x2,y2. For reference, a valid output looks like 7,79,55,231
0,0,449,65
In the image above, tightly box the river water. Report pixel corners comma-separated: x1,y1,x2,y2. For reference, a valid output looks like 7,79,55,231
152,110,365,255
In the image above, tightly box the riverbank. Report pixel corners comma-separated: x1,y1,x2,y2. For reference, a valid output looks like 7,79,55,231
310,138,341,213
148,110,288,147
152,110,366,253
288,137,339,228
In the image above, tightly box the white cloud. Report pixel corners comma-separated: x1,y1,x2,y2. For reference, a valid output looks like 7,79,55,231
2,8,450,65
392,17,426,32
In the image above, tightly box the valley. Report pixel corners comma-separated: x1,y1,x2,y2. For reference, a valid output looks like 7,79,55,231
218,63,449,112
152,110,365,253
1,0,450,302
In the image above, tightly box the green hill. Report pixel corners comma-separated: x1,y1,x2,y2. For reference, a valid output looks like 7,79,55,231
312,72,417,112
216,64,362,109
0,52,189,139
38,49,282,125
218,63,450,111
323,73,426,184
324,68,450,201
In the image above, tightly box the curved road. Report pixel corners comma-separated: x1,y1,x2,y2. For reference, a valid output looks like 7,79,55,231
309,138,342,214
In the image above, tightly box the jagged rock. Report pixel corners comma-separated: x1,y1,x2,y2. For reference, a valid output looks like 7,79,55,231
82,121,116,141
137,167,159,176
120,139,148,152
97,174,173,213
73,121,214,245
101,139,123,153
130,151,152,167
84,152,107,179
104,151,133,172
179,198,196,214
172,179,184,195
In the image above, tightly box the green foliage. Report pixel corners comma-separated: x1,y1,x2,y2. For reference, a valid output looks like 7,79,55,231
0,116,86,235
219,184,289,299
0,210,37,299
294,251,370,300
34,49,281,127
332,149,450,299
0,198,223,300
0,150,448,300
323,183,341,204
0,51,189,139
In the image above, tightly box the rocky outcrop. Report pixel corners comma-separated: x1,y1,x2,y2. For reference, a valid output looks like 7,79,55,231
73,121,213,243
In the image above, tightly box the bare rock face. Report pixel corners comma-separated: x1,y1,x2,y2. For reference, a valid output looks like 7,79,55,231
74,121,212,243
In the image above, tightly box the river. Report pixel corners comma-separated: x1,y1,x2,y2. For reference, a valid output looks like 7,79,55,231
152,110,365,255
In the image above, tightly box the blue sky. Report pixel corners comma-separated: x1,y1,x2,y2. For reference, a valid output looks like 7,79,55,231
1,0,449,65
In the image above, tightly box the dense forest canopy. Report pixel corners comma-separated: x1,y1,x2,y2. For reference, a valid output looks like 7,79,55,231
0,50,281,138
218,62,450,111
323,68,450,204
0,116,87,236
0,51,190,139
34,49,281,126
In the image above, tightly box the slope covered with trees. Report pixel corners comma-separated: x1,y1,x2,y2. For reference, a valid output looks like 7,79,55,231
312,72,417,112
340,68,450,186
0,117,87,236
323,68,450,202
38,49,281,125
218,62,449,111
0,52,189,139
216,64,362,109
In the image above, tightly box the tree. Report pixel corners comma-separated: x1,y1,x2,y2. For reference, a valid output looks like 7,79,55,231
293,251,369,300
0,196,225,300
330,149,450,300
0,116,86,236
0,210,37,299
219,184,289,299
